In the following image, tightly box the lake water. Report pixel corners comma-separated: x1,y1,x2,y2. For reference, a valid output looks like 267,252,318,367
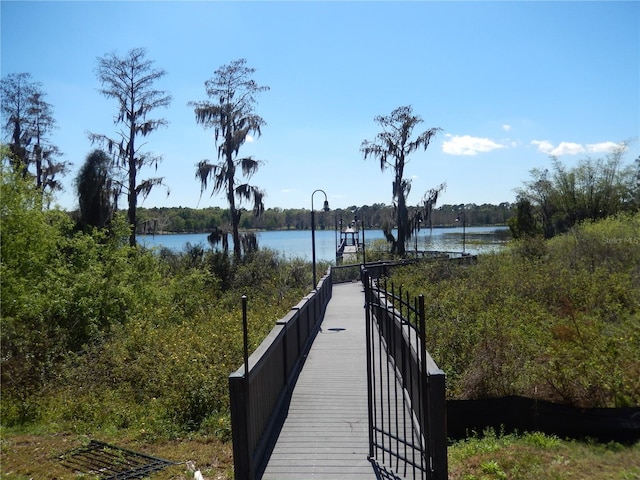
138,226,510,262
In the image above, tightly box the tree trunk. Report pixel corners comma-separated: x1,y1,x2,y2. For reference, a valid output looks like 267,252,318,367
128,162,137,247
226,145,241,260
396,193,408,256
128,109,137,247
232,208,242,260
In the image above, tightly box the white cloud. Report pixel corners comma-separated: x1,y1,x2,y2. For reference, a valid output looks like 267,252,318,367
442,134,506,156
531,140,554,155
552,142,585,156
502,124,512,132
587,141,623,153
532,140,623,156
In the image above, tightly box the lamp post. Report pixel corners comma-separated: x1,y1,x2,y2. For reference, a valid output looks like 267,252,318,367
361,215,366,266
336,217,343,265
311,189,329,288
334,215,338,264
351,208,365,264
352,208,359,250
351,212,360,262
455,209,466,254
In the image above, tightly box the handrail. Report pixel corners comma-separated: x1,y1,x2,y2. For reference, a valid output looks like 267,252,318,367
362,254,476,281
364,272,448,479
228,269,332,480
229,259,453,479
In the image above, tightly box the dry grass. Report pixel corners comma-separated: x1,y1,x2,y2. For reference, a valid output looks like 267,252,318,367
0,433,233,480
2,431,639,480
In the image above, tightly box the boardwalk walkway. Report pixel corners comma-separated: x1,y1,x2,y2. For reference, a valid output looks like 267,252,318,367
261,281,374,479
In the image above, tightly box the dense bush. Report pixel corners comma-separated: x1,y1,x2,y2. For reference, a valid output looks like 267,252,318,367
4,153,637,445
389,213,640,408
1,163,311,438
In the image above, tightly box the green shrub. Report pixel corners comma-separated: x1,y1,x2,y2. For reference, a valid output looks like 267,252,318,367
2,164,312,437
389,213,640,407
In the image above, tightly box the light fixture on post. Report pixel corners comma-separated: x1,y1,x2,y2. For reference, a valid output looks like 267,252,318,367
311,189,329,288
455,209,466,254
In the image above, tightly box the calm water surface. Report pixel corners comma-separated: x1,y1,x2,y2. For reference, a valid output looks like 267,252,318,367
139,227,509,262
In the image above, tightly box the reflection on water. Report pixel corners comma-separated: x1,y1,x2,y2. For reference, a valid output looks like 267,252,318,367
138,226,510,262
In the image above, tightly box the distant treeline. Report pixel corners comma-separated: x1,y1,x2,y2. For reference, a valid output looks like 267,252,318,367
136,202,515,234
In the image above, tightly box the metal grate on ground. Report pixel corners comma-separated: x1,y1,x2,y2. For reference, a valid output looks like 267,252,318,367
59,440,175,479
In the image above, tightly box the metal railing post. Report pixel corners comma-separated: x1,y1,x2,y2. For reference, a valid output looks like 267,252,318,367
242,295,249,378
428,371,448,480
364,272,375,460
229,373,251,480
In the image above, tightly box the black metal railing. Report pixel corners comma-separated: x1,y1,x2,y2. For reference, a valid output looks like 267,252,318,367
331,263,362,283
228,270,332,480
364,272,448,480
362,254,476,281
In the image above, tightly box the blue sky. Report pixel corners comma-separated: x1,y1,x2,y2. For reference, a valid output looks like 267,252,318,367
2,1,638,212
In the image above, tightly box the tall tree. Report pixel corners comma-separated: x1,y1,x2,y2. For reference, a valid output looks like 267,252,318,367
1,73,68,199
75,149,117,229
89,48,171,246
516,145,636,238
1,73,36,175
189,58,268,260
508,197,540,239
519,167,558,238
361,105,441,255
26,90,69,203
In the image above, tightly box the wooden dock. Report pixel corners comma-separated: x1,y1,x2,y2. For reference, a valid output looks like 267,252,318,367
261,281,375,479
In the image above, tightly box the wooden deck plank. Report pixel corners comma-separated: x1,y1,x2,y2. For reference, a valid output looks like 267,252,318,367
261,282,376,479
